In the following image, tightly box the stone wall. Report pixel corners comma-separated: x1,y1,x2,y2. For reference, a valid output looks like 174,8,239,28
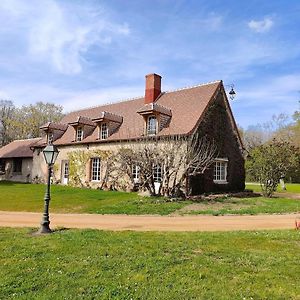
188,89,245,194
0,158,33,183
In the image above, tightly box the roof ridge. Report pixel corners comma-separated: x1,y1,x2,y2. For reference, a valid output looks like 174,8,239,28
164,80,221,94
64,80,221,116
11,137,42,142
65,95,144,115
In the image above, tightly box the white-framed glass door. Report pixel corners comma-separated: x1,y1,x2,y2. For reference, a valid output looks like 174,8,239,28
62,160,69,185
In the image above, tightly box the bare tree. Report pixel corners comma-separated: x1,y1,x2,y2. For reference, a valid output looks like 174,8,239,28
116,133,217,197
0,100,15,147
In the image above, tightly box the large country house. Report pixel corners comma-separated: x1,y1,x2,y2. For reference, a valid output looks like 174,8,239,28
0,74,245,195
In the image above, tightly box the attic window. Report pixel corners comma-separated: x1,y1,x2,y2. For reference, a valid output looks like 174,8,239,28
76,127,83,141
48,132,54,144
147,115,157,135
100,123,108,140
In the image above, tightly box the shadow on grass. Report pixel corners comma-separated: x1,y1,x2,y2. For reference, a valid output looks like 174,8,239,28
28,227,71,236
0,180,24,186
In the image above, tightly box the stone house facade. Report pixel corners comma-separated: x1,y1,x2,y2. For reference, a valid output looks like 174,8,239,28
1,73,245,195
0,138,42,182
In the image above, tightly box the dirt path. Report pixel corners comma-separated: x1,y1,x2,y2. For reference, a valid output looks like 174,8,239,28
0,211,299,232
274,192,300,199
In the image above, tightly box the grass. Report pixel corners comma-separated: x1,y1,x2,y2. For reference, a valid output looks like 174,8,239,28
246,182,300,193
0,228,299,299
187,196,300,216
1,181,300,216
0,181,189,215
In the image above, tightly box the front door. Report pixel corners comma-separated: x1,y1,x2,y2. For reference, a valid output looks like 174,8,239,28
62,161,69,185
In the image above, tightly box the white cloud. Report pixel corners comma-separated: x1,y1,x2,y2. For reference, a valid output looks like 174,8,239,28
248,17,274,33
0,0,130,75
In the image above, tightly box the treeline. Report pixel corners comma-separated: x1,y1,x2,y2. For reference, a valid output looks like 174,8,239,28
239,106,300,184
0,100,64,147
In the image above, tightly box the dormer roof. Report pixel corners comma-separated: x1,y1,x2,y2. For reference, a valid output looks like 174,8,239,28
68,116,96,127
137,102,172,117
40,122,68,132
92,111,123,124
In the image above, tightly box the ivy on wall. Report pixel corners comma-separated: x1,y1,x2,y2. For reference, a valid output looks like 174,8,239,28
66,149,117,189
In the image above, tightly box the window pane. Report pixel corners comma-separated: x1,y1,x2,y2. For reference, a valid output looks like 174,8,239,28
76,127,83,141
101,123,108,140
132,165,140,182
214,160,227,181
147,116,157,135
64,162,69,178
91,158,101,181
48,132,54,144
153,165,162,182
13,159,22,173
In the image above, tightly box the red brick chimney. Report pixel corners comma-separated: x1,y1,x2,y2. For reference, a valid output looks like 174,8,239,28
145,73,161,104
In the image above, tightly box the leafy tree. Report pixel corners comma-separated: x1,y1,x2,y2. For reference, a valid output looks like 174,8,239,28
0,100,15,147
8,102,64,139
246,139,299,197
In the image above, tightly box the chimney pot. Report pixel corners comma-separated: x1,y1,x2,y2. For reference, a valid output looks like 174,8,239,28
145,73,161,104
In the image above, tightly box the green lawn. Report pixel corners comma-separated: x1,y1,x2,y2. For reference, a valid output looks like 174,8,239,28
0,228,299,299
246,182,300,193
0,181,189,215
187,196,300,216
1,181,300,216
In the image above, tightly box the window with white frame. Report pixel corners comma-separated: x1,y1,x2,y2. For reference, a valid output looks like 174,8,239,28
147,115,157,135
100,123,108,140
213,159,228,183
132,165,140,183
153,164,162,183
63,161,69,179
76,126,83,141
91,158,101,181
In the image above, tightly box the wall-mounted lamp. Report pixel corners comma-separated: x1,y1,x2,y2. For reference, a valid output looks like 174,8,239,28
226,84,236,100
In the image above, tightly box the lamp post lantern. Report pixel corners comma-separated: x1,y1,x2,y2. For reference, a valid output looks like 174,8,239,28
38,144,59,234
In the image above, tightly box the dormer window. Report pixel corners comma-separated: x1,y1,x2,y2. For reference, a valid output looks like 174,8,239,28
76,126,83,141
147,115,157,135
100,123,108,140
48,131,54,144
137,103,171,136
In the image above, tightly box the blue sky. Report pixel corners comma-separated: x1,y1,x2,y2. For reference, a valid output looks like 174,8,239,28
0,0,299,129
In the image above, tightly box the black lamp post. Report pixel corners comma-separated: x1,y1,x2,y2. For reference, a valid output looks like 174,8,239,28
38,144,59,234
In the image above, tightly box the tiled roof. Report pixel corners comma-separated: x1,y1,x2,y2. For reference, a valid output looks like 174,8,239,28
40,122,68,132
137,102,172,117
54,80,222,145
92,111,123,124
68,116,96,127
0,138,42,158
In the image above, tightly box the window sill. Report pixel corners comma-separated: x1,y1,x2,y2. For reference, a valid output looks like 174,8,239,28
213,180,228,185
